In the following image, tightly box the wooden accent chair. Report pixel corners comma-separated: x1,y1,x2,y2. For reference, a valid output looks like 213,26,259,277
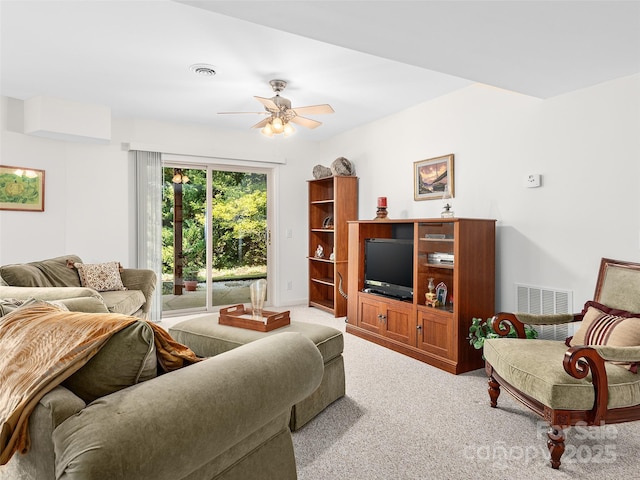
484,258,640,469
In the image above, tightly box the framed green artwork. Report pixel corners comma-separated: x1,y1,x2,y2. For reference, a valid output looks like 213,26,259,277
0,165,45,212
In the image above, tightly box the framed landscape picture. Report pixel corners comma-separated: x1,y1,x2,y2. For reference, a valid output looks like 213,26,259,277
413,154,454,201
0,165,45,212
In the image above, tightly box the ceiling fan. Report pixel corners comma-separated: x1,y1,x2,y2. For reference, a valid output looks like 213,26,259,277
219,79,334,137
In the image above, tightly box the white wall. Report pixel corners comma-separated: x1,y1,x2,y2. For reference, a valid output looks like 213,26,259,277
318,74,640,311
0,97,131,264
2,73,639,312
0,96,316,307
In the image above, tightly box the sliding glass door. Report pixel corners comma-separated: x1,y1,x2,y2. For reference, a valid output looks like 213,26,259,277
161,163,270,315
209,168,268,310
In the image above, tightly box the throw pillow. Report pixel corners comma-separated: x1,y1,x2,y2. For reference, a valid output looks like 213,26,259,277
570,301,640,371
63,320,158,403
74,261,127,292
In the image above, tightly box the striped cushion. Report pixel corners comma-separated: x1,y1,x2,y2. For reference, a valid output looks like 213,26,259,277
570,301,640,371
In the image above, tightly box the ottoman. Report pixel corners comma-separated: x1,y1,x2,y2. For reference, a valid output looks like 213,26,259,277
169,314,345,430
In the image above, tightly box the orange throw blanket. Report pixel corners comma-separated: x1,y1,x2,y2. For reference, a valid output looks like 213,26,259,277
0,302,200,465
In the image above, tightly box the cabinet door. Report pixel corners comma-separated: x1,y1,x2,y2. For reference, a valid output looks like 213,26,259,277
417,308,453,359
381,301,415,345
357,295,383,334
357,294,414,344
416,222,455,312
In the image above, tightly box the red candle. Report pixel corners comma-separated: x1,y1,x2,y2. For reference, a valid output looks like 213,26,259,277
377,196,387,208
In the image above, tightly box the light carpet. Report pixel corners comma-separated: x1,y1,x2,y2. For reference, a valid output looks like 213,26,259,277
161,305,640,479
287,306,640,480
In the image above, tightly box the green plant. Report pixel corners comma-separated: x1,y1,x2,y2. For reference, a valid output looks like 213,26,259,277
183,267,199,281
468,317,539,355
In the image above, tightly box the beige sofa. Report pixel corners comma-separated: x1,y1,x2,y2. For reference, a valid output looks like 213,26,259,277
0,306,324,480
0,255,156,319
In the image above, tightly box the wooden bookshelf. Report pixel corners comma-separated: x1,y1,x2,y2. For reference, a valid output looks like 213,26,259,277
308,176,358,317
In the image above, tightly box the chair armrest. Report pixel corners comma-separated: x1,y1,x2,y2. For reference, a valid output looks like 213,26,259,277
119,269,156,313
491,312,579,339
53,332,324,480
514,312,580,325
563,345,640,423
563,346,609,423
586,345,640,364
490,313,527,338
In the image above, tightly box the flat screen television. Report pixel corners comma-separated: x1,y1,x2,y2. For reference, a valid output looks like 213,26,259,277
363,238,414,300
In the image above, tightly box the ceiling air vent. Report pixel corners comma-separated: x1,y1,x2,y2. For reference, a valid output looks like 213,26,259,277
189,64,216,77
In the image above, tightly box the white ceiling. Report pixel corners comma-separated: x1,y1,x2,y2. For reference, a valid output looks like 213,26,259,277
1,1,639,141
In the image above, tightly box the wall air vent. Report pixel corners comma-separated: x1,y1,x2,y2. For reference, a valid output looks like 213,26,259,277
515,283,574,341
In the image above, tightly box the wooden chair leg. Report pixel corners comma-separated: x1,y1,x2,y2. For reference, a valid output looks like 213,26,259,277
546,425,565,469
488,375,500,408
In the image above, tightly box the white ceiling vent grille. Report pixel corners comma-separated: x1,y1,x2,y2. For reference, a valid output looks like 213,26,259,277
515,284,574,341
189,64,217,76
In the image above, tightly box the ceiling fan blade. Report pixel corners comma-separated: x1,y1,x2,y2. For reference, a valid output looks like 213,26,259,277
254,96,279,111
292,104,334,115
290,116,322,129
218,111,268,115
250,117,271,129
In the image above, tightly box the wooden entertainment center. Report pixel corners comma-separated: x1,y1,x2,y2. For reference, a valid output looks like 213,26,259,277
346,218,496,374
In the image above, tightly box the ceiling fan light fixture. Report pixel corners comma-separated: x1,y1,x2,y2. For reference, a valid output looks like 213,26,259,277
283,122,295,136
220,79,333,138
261,122,274,137
272,116,284,133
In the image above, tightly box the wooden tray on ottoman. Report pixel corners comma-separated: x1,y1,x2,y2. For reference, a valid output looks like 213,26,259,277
218,304,291,332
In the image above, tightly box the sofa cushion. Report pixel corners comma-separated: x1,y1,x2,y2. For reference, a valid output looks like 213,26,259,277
54,296,110,314
100,290,146,316
484,338,640,410
0,255,83,287
169,316,344,363
63,320,158,403
74,262,126,292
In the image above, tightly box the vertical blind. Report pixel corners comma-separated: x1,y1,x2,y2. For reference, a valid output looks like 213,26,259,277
133,150,163,321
